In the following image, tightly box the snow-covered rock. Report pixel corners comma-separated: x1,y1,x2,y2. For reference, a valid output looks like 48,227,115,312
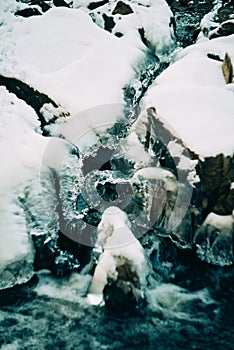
194,211,234,266
0,7,147,115
88,206,149,310
200,1,234,40
73,0,176,55
142,35,234,157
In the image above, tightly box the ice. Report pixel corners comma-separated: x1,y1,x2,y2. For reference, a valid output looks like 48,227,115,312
0,87,80,289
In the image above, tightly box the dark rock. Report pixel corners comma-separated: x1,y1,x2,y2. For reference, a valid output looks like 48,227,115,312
103,259,146,315
88,0,109,10
222,52,234,84
0,75,67,136
29,0,51,12
53,0,70,7
138,28,154,52
115,32,124,38
112,1,133,16
102,14,115,32
199,154,234,218
217,5,234,23
15,8,42,17
210,21,234,39
207,53,223,62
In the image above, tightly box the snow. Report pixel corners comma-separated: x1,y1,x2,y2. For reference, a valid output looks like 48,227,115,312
73,0,175,55
142,35,234,157
201,212,234,234
1,7,146,114
88,206,149,299
49,103,125,153
112,131,153,170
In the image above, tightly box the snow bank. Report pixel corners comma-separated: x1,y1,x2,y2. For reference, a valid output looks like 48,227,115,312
142,35,234,157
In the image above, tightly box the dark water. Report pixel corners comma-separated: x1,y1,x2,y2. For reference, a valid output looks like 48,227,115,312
0,260,233,350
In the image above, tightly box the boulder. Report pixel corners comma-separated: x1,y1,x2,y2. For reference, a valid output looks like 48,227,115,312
210,20,234,39
112,1,133,15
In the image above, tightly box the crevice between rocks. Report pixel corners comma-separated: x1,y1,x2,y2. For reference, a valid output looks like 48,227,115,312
0,75,69,136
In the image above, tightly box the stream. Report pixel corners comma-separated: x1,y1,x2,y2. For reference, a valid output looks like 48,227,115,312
0,1,234,349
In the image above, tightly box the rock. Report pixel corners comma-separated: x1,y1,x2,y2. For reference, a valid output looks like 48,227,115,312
0,75,67,136
88,207,149,312
88,0,109,10
217,5,234,23
53,0,70,7
210,20,234,39
102,14,115,32
201,2,234,39
15,8,42,17
115,32,124,38
103,259,146,315
194,212,234,266
207,53,223,62
222,52,233,84
112,1,133,15
29,0,51,12
199,154,234,217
